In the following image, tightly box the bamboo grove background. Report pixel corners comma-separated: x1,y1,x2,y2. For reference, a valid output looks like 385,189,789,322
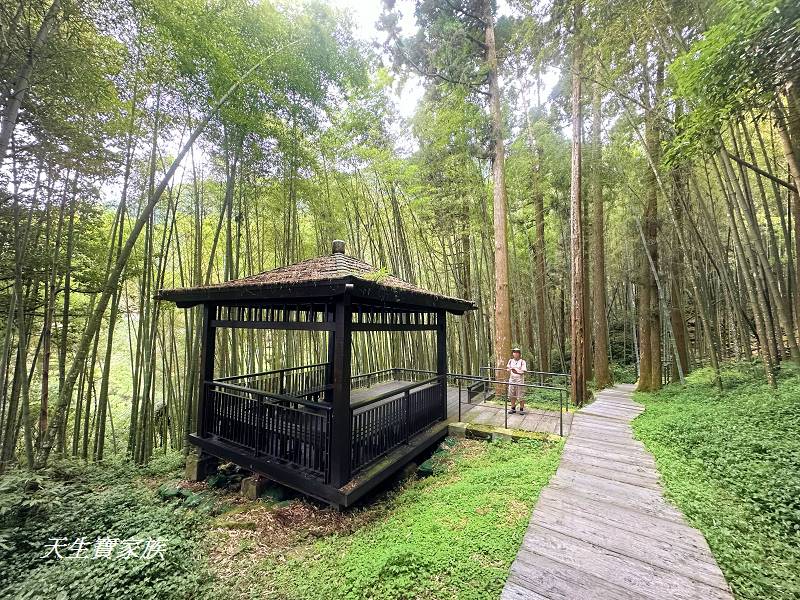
0,0,799,468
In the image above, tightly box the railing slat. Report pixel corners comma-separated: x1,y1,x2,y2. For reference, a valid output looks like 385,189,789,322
204,380,330,479
350,377,444,473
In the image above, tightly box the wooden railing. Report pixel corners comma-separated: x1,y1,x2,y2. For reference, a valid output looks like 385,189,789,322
203,380,332,481
350,375,444,473
349,367,436,390
218,363,330,402
205,366,445,483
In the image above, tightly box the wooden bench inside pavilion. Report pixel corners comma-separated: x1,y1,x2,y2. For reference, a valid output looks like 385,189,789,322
157,240,475,507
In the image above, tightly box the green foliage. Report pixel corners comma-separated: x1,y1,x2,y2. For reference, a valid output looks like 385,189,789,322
633,364,800,600
0,453,213,600
250,438,563,600
666,0,800,162
611,362,637,384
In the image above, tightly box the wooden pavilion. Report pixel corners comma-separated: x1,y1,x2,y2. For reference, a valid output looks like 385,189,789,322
157,240,475,507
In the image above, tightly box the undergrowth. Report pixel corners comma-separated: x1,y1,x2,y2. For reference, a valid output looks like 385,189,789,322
222,437,563,600
633,362,800,600
0,452,214,600
610,362,637,384
1,438,564,600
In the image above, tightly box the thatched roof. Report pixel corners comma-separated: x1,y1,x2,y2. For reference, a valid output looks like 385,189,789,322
157,241,475,313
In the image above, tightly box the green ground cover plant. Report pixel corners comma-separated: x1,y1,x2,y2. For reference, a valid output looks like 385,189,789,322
0,453,214,600
213,437,563,600
1,437,562,600
633,363,800,600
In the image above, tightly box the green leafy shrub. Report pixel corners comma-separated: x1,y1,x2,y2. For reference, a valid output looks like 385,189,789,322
0,453,214,600
633,363,800,600
610,362,637,384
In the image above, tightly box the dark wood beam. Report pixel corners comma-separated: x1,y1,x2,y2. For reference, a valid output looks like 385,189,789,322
436,309,447,420
325,306,335,403
330,286,353,488
350,323,438,332
211,319,335,331
188,434,344,506
162,278,476,314
197,303,217,438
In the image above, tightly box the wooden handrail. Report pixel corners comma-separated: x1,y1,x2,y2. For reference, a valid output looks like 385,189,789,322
216,362,329,382
206,380,333,411
350,375,444,410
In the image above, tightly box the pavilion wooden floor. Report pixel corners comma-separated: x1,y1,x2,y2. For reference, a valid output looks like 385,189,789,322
350,381,570,437
501,384,733,600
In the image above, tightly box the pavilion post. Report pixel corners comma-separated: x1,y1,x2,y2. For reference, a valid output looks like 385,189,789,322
197,303,217,439
325,304,335,403
436,309,447,420
330,287,353,487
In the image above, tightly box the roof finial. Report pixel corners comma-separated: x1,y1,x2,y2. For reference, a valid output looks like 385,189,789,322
332,239,345,254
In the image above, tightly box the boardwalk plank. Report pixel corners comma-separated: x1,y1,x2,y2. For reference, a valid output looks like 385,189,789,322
564,443,658,468
549,472,687,523
499,581,552,600
534,506,730,588
502,385,732,600
504,552,644,600
519,525,731,600
559,458,661,489
560,449,659,476
536,487,711,552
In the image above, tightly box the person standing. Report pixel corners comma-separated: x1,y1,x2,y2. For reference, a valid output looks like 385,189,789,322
507,347,527,414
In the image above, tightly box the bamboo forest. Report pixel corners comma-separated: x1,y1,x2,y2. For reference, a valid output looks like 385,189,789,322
1,0,798,599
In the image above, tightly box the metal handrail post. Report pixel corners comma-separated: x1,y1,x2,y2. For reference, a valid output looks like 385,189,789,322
458,378,462,422
504,382,508,429
559,390,563,437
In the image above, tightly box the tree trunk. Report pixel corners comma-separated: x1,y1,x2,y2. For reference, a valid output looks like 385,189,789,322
637,58,663,392
669,154,690,375
484,1,512,385
0,0,62,161
569,0,587,406
590,66,611,388
775,100,800,334
534,174,549,373
37,57,274,466
719,140,800,363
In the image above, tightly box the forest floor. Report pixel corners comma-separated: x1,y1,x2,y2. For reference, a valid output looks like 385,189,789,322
5,361,796,600
207,437,563,600
633,362,800,600
0,437,563,600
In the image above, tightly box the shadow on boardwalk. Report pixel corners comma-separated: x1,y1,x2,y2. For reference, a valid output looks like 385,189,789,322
501,384,733,600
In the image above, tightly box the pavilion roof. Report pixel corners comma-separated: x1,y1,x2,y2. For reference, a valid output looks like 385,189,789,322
157,241,475,314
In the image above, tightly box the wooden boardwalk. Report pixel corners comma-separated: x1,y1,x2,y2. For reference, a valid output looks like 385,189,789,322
461,404,573,436
501,384,733,600
350,380,569,437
